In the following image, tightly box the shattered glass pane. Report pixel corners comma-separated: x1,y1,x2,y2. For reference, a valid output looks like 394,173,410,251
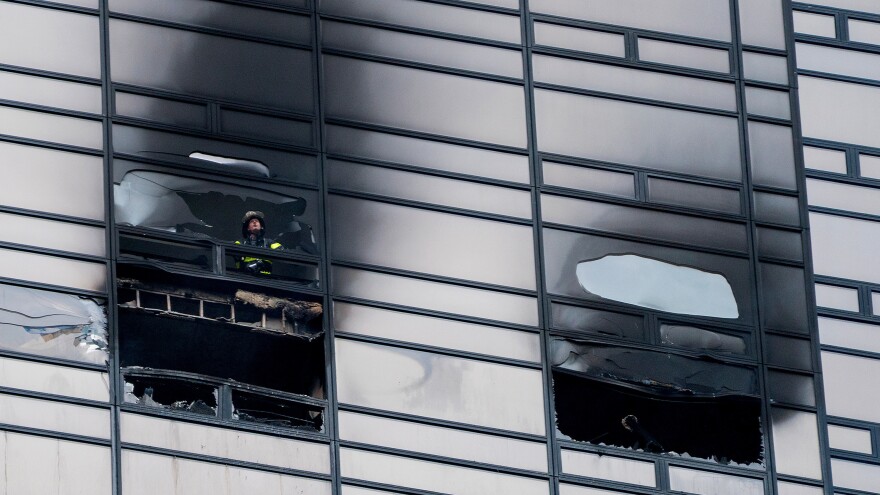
551,339,762,465
123,375,217,417
0,283,108,364
231,390,322,432
660,324,748,355
119,234,212,270
576,254,739,319
114,169,317,253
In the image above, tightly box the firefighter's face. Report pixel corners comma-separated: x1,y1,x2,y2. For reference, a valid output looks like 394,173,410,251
247,218,262,236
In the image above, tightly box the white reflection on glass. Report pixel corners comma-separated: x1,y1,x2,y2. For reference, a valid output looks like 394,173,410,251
771,408,822,480
859,154,880,180
830,458,880,493
660,324,747,354
828,424,873,455
803,146,846,174
576,254,739,318
668,466,763,495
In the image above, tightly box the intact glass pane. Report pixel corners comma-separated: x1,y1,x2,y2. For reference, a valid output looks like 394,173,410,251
874,292,880,315
542,161,635,198
807,178,880,217
668,467,763,495
324,56,527,148
319,0,521,44
0,356,109,401
560,485,638,495
828,424,873,454
329,195,536,289
822,351,880,423
799,76,880,149
0,142,104,220
777,482,824,495
0,393,108,439
337,411,548,472
830,458,880,493
535,89,742,182
0,211,105,257
327,160,532,218
760,263,809,333
551,303,644,341
108,0,311,43
745,87,791,120
803,146,847,174
756,227,802,261
541,194,748,252
805,0,880,15
532,54,736,111
115,92,207,129
860,154,880,179
638,38,730,73
766,334,813,371
333,302,541,362
0,283,107,364
529,0,731,42
797,43,880,83
560,450,655,487
793,11,837,38
819,317,880,354
0,105,102,149
748,121,797,190
325,125,530,184
0,247,106,292
810,212,880,284
121,450,332,495
533,22,625,58
660,324,748,355
322,20,522,78
768,371,815,406
772,409,823,480
742,51,789,85
647,177,741,215
120,413,330,473
332,266,539,326
0,2,100,78
814,283,860,312
219,109,313,147
849,19,880,46
0,434,111,495
339,448,549,495
335,339,546,435
739,0,785,49
754,192,800,226
109,19,313,112
0,70,101,114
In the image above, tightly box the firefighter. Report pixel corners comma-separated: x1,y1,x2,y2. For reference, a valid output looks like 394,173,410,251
235,211,282,275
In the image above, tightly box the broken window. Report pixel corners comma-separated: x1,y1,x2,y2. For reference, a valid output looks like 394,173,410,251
117,265,325,431
0,283,107,364
551,338,763,465
576,254,739,318
113,164,318,254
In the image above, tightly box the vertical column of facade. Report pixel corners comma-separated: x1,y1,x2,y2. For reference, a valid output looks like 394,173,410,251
736,1,830,494
102,0,333,493
318,1,553,494
0,0,114,493
792,0,880,493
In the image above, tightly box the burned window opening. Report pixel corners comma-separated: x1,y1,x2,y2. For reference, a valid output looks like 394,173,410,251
118,266,324,401
123,370,324,432
551,338,763,465
114,169,318,254
576,254,739,319
0,283,108,364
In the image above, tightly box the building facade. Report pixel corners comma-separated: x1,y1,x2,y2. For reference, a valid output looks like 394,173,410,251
0,0,876,494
